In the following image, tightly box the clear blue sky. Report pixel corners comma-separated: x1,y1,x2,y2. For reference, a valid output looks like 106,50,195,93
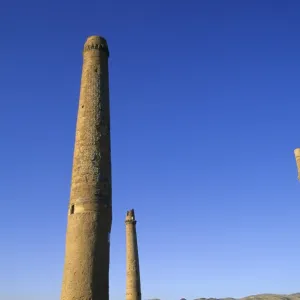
1,1,300,299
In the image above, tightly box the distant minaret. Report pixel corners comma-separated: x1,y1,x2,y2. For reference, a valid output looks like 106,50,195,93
294,148,300,180
60,35,112,300
125,209,142,300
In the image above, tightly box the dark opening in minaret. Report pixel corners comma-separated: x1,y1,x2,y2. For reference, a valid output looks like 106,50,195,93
70,205,75,215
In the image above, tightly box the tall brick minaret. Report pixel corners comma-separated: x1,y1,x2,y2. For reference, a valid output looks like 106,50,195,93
60,35,112,300
125,209,142,300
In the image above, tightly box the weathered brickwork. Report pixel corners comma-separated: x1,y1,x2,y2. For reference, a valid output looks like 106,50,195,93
125,210,142,300
61,36,112,300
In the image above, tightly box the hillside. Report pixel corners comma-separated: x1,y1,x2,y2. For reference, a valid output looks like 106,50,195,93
194,293,300,300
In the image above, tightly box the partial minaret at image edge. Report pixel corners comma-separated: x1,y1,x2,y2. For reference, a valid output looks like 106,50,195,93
294,148,300,181
60,35,112,300
126,209,142,300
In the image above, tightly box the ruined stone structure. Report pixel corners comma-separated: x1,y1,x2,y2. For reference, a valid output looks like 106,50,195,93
294,148,300,180
125,209,142,300
61,35,112,300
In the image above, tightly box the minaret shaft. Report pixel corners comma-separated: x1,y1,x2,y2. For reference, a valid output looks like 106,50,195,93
61,36,112,300
126,210,142,300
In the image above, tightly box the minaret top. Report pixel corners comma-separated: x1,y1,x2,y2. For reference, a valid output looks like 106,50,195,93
83,35,109,57
125,209,136,224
